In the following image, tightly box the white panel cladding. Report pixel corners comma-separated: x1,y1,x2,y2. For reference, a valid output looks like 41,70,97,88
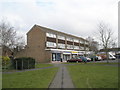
46,32,56,38
58,43,65,48
67,44,73,49
66,37,73,42
80,40,84,44
85,41,89,45
74,39,79,43
74,46,79,49
80,46,84,50
46,41,56,47
58,35,65,40
85,47,89,50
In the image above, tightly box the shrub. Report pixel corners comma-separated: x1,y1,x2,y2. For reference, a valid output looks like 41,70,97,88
2,56,10,66
13,57,35,70
2,56,10,61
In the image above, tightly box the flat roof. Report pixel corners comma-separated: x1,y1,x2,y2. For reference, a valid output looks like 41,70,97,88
28,24,89,42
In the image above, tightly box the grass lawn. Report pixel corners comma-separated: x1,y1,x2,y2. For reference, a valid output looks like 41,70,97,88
35,63,53,68
2,63,54,72
0,72,2,89
63,62,118,65
2,67,58,88
67,64,118,88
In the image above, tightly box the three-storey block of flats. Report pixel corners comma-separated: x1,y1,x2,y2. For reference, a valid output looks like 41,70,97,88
16,25,90,63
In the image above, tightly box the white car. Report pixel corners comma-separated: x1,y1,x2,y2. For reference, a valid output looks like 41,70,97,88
109,54,116,60
86,57,91,62
96,56,102,61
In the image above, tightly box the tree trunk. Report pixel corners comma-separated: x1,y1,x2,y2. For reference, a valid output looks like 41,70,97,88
106,50,109,63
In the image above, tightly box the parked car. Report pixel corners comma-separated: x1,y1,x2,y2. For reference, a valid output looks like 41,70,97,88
96,56,102,61
86,57,91,62
67,57,82,62
109,54,116,60
90,56,98,61
97,52,116,60
79,56,87,62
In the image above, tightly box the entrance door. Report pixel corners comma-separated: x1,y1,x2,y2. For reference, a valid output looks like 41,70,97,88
56,53,61,61
52,53,61,61
52,53,56,61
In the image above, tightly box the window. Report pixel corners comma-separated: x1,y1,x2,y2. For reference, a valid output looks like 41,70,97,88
80,40,84,44
58,43,65,48
85,41,89,45
58,35,65,40
74,46,79,49
80,46,84,50
46,32,56,38
67,44,73,49
67,37,73,42
86,47,89,50
46,41,56,47
74,39,79,43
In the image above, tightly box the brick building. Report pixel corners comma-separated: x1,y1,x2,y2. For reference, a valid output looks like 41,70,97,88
16,25,90,63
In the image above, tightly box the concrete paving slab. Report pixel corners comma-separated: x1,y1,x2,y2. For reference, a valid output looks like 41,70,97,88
49,64,75,88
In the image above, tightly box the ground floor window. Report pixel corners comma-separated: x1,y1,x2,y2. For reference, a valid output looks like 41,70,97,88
52,53,61,61
63,54,71,61
72,54,77,58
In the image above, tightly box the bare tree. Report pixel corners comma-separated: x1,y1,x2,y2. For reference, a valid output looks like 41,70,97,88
0,19,25,56
97,21,114,63
86,37,99,53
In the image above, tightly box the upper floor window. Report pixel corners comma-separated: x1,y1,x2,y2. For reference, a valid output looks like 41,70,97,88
58,43,65,48
74,46,79,49
57,35,65,40
74,39,79,43
85,47,89,50
66,37,73,42
80,46,84,50
80,40,84,44
46,32,56,38
46,41,56,48
85,41,89,45
67,44,73,49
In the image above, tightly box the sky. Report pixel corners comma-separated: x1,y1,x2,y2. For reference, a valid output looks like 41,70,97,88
0,0,119,45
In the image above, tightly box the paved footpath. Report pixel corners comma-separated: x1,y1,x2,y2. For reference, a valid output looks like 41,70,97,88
49,64,75,88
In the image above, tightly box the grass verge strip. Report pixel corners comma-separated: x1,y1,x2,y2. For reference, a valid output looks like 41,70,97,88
3,67,58,88
67,65,118,88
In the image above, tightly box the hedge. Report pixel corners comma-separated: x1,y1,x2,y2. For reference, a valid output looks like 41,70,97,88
13,57,35,70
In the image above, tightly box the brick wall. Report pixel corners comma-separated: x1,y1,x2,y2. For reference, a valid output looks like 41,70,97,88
16,25,49,63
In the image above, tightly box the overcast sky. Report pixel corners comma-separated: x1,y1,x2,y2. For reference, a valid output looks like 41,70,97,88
0,0,119,43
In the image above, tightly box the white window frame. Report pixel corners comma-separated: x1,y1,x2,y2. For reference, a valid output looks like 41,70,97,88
86,47,89,50
80,46,84,50
85,41,89,45
57,35,65,40
67,37,73,42
80,40,84,44
58,43,65,48
67,44,73,49
74,39,79,43
74,46,79,49
46,41,56,47
46,32,56,38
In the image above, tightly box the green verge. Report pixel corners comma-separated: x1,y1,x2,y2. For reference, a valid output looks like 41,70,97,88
63,62,118,65
67,64,118,88
2,63,54,72
2,67,58,88
35,63,53,68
